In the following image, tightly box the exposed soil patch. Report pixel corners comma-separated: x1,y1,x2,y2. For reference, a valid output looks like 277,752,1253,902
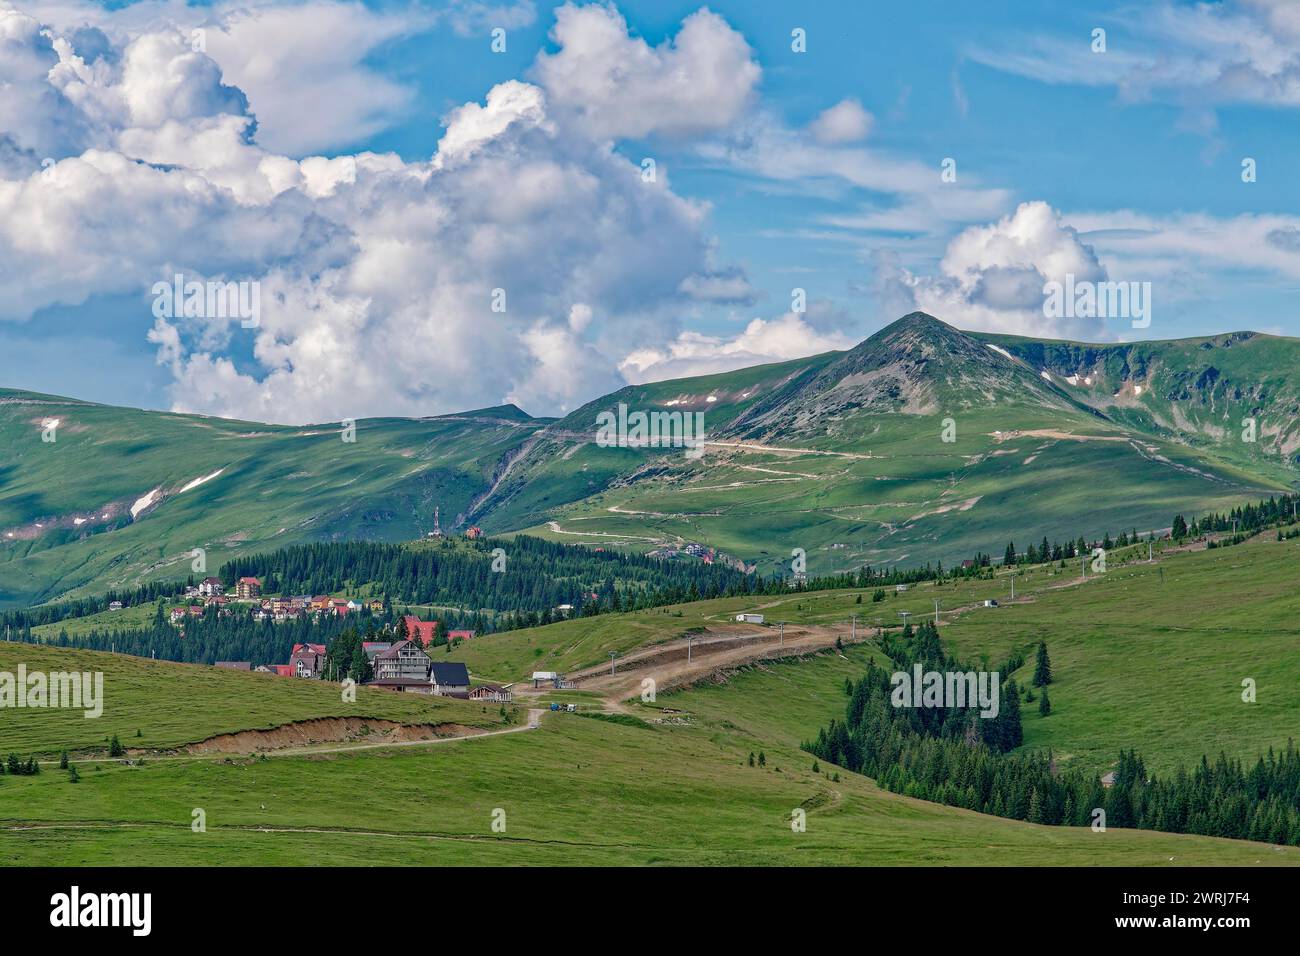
134,717,485,756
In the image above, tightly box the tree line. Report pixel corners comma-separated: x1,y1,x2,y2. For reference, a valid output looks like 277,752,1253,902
804,623,1300,845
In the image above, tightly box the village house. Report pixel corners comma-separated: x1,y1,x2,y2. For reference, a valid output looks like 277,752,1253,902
236,576,262,598
290,643,328,679
310,595,332,612
108,600,123,611
401,615,439,646
430,662,471,698
447,629,475,642
368,599,385,613
197,577,224,597
469,683,511,703
372,639,432,681
254,663,295,677
369,677,436,694
465,526,483,539
361,641,392,664
170,605,206,625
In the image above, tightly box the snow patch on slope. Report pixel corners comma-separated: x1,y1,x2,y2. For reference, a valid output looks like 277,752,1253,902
179,469,224,494
131,488,161,519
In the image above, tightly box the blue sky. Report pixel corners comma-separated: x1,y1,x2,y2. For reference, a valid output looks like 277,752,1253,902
1,0,1298,421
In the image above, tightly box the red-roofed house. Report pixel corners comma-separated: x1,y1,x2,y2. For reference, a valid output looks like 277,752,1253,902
447,629,475,642
236,576,262,598
402,615,438,646
255,664,295,677
290,643,328,679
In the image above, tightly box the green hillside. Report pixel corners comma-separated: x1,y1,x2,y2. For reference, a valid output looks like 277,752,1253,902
5,313,1299,605
0,392,542,607
508,316,1289,573
978,328,1300,482
0,640,1291,866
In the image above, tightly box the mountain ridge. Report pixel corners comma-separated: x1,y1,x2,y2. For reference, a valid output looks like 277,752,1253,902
2,312,1296,606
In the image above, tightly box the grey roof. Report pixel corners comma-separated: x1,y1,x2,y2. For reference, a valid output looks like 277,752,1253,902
430,662,470,686
374,638,430,661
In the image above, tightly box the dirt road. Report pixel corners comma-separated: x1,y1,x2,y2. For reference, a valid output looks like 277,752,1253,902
515,620,869,713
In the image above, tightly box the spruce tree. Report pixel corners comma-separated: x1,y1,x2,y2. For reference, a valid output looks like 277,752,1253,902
1033,641,1052,687
1039,688,1051,716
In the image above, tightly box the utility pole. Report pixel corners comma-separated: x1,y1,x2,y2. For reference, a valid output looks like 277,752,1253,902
850,613,856,642
933,600,940,625
778,622,784,648
1010,574,1015,602
1148,538,1153,562
609,652,617,676
687,634,692,663
898,610,911,630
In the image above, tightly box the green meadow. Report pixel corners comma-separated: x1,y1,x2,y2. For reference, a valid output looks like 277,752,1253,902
3,504,1299,864
1,645,1292,866
0,643,505,756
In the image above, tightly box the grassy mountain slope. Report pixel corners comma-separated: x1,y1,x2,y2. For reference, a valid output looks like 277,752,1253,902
508,315,1287,572
978,329,1300,482
0,391,542,607
1,637,1292,865
439,526,1300,779
5,313,1299,603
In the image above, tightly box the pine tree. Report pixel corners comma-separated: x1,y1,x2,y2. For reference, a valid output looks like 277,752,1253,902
1039,689,1051,716
1033,641,1052,686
